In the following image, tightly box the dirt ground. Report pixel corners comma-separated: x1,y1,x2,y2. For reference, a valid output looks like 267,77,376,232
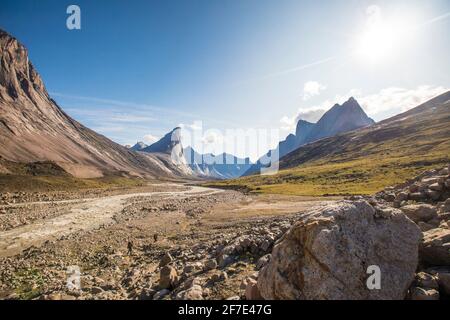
0,183,339,300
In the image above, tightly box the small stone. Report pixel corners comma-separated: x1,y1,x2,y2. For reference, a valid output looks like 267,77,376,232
401,204,437,223
175,284,203,300
256,254,271,270
414,272,439,290
204,259,218,271
429,183,443,191
410,287,439,300
153,289,170,300
90,286,104,294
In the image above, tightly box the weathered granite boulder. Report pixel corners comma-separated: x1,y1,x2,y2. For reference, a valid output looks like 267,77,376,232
257,201,422,300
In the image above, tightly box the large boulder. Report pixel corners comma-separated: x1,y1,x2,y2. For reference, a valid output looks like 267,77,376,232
257,201,422,300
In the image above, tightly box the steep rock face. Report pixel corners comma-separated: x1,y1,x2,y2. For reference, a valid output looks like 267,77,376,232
143,128,182,154
257,200,422,300
304,97,374,143
0,29,186,179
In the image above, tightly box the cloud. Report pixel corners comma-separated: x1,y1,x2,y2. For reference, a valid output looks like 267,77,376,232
357,85,448,119
302,81,327,100
179,121,202,131
143,134,159,144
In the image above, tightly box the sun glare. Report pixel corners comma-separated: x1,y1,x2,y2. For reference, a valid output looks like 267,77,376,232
355,5,412,64
357,22,396,62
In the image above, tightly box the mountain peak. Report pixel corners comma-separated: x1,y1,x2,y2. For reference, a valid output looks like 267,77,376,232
142,127,182,154
0,29,48,102
130,141,148,151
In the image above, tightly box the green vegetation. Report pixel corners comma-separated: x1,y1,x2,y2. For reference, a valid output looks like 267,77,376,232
9,268,45,300
207,155,448,196
0,174,145,193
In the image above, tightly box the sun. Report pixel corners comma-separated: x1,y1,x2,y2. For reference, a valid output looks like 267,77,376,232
357,22,396,63
355,5,408,64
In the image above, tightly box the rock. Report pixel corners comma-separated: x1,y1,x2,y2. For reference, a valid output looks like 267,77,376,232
409,192,425,201
437,272,450,295
90,286,104,294
159,252,173,267
175,284,204,300
429,183,443,191
218,254,234,268
425,189,441,201
410,287,439,300
443,199,450,212
395,192,408,202
139,287,156,300
256,254,271,270
260,240,271,252
183,261,203,274
420,228,450,266
257,201,421,300
204,259,218,271
153,289,170,300
159,266,179,289
418,222,434,232
245,278,263,300
414,272,439,290
400,204,437,223
226,296,241,300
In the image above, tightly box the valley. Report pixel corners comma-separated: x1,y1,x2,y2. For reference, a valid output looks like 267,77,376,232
0,24,449,302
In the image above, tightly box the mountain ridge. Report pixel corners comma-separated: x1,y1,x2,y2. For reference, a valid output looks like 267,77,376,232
244,97,375,175
0,29,190,179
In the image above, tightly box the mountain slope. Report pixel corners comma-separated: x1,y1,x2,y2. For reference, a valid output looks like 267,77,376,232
208,91,450,195
130,142,148,151
0,29,186,179
245,97,374,175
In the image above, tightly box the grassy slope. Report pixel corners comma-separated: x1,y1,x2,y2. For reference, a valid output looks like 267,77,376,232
206,94,450,196
0,159,146,192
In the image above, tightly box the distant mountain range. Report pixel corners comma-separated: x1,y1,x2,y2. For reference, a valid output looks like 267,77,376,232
244,97,375,175
134,128,252,179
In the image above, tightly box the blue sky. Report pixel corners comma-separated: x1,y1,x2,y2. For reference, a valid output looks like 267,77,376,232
1,0,449,160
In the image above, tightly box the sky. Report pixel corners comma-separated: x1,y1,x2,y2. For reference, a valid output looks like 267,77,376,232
1,0,449,160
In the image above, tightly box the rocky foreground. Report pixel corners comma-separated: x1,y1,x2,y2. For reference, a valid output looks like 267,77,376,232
255,164,450,300
0,165,449,300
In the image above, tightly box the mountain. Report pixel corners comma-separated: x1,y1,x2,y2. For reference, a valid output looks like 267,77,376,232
0,29,188,179
142,127,181,154
210,91,450,195
184,146,252,179
244,97,374,175
130,141,148,151
304,97,374,143
279,92,449,170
